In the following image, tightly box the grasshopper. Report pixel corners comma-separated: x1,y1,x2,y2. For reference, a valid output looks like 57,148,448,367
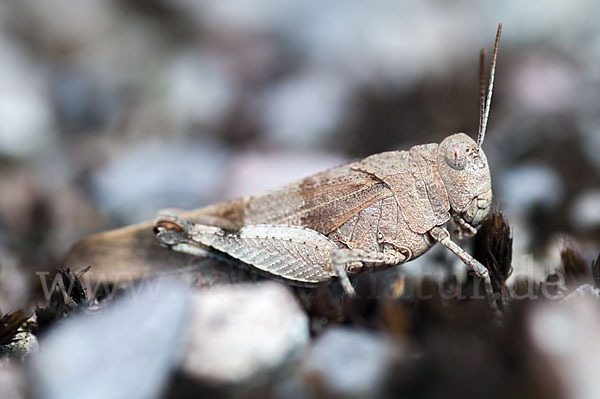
154,24,503,296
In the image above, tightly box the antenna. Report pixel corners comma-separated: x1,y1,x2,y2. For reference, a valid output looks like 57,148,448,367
478,48,486,147
477,22,502,153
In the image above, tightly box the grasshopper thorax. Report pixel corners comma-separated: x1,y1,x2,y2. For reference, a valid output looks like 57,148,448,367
437,133,492,227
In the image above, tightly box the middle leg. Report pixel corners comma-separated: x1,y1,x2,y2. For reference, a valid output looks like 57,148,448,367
331,247,408,295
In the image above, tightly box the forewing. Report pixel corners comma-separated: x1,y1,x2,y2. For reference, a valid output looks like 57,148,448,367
245,166,388,234
191,164,389,235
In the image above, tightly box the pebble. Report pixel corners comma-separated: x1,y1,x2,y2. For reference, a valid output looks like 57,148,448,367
298,327,401,397
223,150,347,198
529,295,600,399
570,189,600,231
49,65,120,132
0,248,29,313
507,56,576,112
497,163,564,215
0,37,52,158
579,127,600,173
165,52,235,131
259,69,351,146
181,282,309,385
0,365,26,399
30,279,190,399
91,140,230,223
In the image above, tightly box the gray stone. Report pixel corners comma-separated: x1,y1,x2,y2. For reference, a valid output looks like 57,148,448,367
91,140,230,223
498,163,564,215
223,150,347,199
0,250,29,313
299,327,402,397
529,295,600,399
0,36,52,158
570,189,600,231
0,365,26,399
30,279,190,399
164,52,235,131
181,282,309,384
259,70,351,146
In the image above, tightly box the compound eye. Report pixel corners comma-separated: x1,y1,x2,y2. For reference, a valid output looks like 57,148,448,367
444,141,468,170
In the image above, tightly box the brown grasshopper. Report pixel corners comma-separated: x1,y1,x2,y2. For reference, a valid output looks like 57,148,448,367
153,24,503,296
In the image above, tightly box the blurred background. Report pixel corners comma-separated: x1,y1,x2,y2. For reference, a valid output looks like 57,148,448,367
0,0,599,311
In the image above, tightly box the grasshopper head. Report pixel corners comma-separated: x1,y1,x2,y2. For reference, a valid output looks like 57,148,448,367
437,133,492,228
435,23,502,230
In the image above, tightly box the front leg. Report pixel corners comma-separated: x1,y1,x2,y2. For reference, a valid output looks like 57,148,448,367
429,226,493,298
453,215,478,239
331,247,408,296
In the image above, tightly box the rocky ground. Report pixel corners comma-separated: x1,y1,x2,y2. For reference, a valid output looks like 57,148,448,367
1,1,600,398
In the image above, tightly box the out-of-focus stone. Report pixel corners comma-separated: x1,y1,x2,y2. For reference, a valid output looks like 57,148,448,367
30,279,190,399
181,282,309,384
49,65,120,132
259,70,351,146
570,189,600,232
223,150,347,199
507,56,576,112
529,295,600,399
579,127,600,173
298,327,402,398
0,365,26,399
0,166,106,258
0,250,29,312
0,38,52,158
165,52,235,131
91,140,230,223
14,0,114,49
498,163,564,215
0,168,40,235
